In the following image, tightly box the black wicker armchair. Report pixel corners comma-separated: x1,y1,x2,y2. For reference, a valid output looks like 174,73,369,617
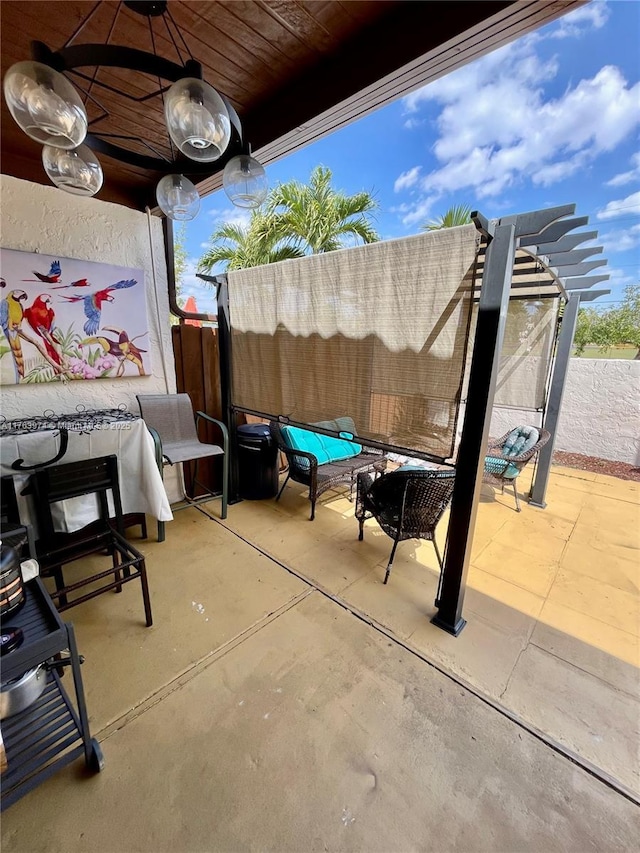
483,427,551,511
269,420,387,520
355,467,456,593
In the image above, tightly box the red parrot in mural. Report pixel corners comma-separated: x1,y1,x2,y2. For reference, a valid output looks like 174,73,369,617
24,294,61,364
23,260,62,283
60,278,137,334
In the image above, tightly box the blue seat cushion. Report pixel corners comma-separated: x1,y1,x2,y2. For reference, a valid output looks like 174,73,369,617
281,424,362,469
502,426,539,458
484,456,520,479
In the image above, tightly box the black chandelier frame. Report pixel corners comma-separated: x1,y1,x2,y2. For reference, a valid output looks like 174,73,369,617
28,0,246,176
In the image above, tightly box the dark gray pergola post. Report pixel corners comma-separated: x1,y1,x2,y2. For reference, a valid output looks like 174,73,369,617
529,292,580,508
432,203,580,635
213,273,242,503
432,217,516,636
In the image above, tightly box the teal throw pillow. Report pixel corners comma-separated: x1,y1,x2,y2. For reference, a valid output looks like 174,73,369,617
502,426,539,458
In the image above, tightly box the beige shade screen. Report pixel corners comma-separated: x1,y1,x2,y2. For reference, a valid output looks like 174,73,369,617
228,225,479,460
463,295,560,410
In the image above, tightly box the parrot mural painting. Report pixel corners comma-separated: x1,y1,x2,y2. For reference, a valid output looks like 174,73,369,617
0,248,151,384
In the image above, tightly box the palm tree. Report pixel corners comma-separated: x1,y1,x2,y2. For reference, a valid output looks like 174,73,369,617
422,204,473,231
198,211,304,272
267,165,379,253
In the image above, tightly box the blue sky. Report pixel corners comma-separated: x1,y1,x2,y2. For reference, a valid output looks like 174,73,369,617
180,0,640,315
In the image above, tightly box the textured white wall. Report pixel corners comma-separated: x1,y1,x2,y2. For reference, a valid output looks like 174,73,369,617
0,174,176,418
489,358,640,465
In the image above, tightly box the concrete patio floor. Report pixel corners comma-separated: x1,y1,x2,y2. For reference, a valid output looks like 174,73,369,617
2,464,639,850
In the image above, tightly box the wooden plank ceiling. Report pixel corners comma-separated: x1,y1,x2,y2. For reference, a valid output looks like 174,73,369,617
1,0,582,210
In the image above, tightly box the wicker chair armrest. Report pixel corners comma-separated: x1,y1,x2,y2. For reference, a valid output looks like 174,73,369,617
196,411,229,454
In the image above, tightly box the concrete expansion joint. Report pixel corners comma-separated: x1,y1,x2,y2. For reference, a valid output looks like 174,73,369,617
529,640,640,702
213,516,640,809
96,587,315,744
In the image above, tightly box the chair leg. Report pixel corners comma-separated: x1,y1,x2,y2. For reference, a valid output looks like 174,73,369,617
512,481,521,512
51,565,68,608
112,549,123,593
309,498,316,521
220,448,228,520
383,539,400,584
433,539,444,606
138,556,153,628
276,473,290,502
358,517,364,541
140,515,148,540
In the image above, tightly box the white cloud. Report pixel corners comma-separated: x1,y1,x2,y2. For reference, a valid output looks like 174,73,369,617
597,190,640,220
394,166,422,193
604,265,637,289
398,31,640,211
550,0,610,39
400,197,438,227
599,222,640,252
178,256,217,314
207,206,252,230
607,152,640,187
403,118,425,130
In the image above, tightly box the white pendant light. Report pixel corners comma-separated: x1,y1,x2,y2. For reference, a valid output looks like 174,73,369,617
222,152,268,209
156,174,200,221
42,143,103,196
164,78,231,162
3,61,88,148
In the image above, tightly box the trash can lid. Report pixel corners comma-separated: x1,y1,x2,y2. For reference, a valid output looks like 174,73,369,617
237,423,270,438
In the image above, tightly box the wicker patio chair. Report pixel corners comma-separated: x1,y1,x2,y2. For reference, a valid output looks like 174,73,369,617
355,467,456,595
483,426,551,511
269,420,387,520
137,393,228,541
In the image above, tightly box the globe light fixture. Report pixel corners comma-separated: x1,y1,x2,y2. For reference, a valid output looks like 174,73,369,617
3,60,88,148
156,174,200,221
165,78,231,163
1,1,266,214
223,151,268,209
42,143,103,196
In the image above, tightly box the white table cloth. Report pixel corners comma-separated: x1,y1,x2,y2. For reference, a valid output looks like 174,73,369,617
1,418,173,533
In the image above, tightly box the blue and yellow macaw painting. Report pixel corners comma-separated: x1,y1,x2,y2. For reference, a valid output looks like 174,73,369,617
0,248,151,384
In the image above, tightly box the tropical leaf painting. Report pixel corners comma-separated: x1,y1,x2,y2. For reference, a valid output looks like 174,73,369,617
0,248,151,385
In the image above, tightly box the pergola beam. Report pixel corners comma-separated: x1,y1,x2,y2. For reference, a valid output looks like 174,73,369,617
535,231,598,254
519,216,588,247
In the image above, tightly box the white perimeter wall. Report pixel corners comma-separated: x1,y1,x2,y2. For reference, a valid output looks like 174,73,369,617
490,358,640,466
0,174,176,417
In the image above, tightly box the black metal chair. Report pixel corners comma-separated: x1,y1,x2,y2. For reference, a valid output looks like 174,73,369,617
355,467,456,596
25,455,152,625
137,393,228,542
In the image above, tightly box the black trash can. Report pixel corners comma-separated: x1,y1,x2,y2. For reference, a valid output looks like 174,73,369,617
237,423,279,500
